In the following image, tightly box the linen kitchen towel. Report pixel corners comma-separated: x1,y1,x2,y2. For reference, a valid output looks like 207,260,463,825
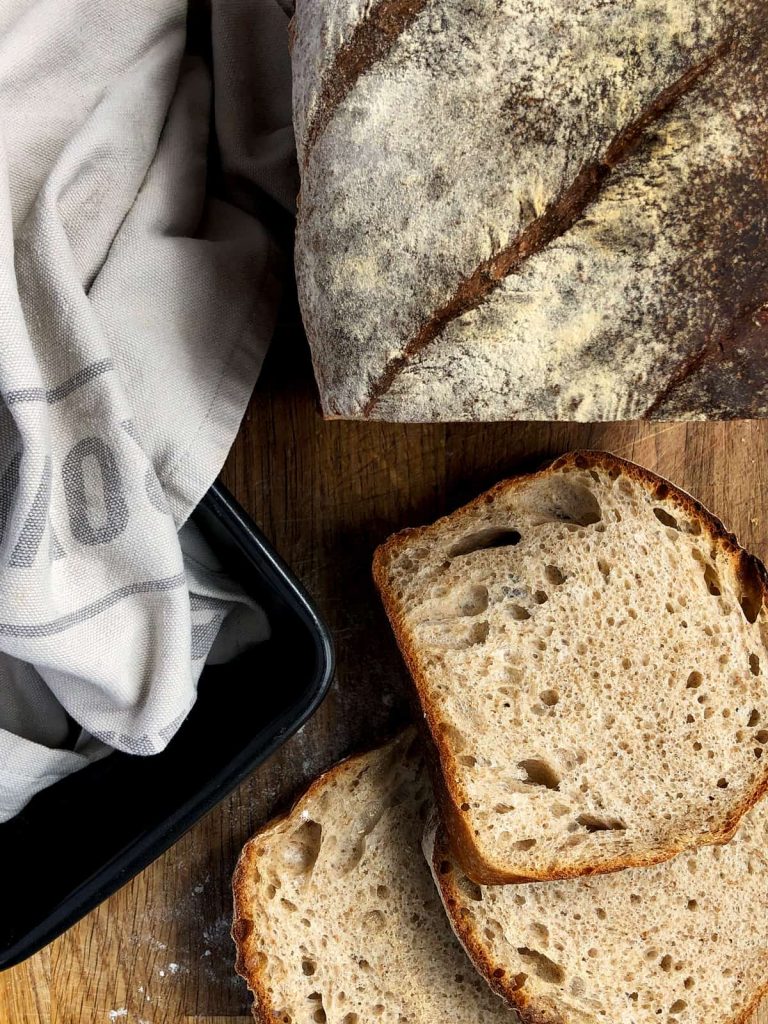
0,0,294,819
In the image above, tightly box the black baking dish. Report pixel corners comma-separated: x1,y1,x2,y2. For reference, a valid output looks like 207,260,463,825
0,481,334,970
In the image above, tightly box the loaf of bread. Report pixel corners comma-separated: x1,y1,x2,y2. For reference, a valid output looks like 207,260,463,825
291,1,768,421
232,730,513,1023
373,451,768,883
426,806,768,1024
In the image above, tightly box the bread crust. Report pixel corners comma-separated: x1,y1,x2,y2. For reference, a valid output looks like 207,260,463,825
373,449,768,884
427,826,768,1024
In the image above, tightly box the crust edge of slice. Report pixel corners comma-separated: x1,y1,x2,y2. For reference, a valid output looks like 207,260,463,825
373,448,768,885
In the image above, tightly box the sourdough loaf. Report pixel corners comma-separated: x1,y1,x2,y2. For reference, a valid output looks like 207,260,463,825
373,451,768,883
291,1,768,421
426,805,768,1024
232,730,512,1023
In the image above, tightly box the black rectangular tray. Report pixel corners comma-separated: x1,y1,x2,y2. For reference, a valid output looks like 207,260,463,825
0,481,334,970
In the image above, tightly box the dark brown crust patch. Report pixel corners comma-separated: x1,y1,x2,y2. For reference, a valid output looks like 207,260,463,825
303,0,428,163
373,450,768,885
429,827,768,1024
362,42,728,415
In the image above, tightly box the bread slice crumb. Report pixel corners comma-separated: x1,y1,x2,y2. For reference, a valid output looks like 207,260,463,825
374,450,768,883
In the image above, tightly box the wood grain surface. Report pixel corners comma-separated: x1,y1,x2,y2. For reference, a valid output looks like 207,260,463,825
1,320,767,1024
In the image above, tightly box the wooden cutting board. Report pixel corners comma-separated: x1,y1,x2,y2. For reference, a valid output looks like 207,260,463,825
1,331,767,1024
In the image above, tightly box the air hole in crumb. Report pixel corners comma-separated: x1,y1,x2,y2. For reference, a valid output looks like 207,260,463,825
376,885,389,899
576,813,627,833
686,672,703,689
516,948,565,984
513,839,537,851
510,604,532,621
750,654,761,676
457,585,489,616
749,709,761,727
687,900,698,911
519,758,561,790
670,1000,687,1014
512,972,528,990
756,730,768,744
596,908,607,920
282,820,323,876
458,754,477,767
343,1015,360,1024
684,978,694,990
540,689,559,707
534,590,549,604
703,563,721,597
545,565,566,586
597,558,611,578
448,528,522,557
545,481,602,526
302,960,316,976
653,507,679,530
738,559,763,623
467,620,490,646
660,956,673,972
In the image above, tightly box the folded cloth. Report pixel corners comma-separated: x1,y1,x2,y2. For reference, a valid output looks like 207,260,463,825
0,0,295,820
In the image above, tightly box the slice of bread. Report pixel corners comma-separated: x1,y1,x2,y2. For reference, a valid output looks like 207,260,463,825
232,730,513,1024
373,450,768,884
426,802,768,1024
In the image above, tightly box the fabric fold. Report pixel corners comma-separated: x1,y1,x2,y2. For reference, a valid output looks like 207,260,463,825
0,0,296,821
